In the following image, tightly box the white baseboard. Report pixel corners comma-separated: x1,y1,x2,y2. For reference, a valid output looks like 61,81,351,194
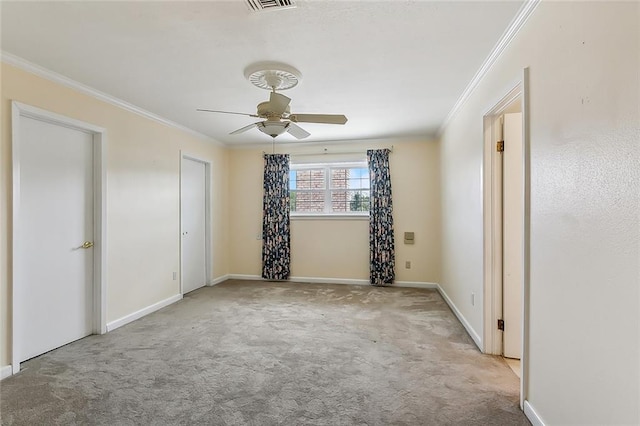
436,284,483,350
228,274,369,285
228,274,368,285
524,400,546,426
393,281,438,289
227,274,262,281
1,365,12,380
106,294,182,332
227,274,438,289
291,276,370,286
208,274,230,286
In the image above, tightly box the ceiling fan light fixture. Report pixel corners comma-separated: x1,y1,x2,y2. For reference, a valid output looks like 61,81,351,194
257,121,288,138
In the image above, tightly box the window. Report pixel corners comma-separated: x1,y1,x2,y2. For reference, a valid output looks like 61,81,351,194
289,162,370,215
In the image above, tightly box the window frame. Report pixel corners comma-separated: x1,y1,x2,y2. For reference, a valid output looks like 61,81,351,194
289,161,370,218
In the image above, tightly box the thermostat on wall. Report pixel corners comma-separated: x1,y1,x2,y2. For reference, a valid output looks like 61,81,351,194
404,232,415,244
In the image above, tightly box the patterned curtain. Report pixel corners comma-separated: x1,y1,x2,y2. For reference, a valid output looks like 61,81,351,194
368,149,395,286
262,154,291,280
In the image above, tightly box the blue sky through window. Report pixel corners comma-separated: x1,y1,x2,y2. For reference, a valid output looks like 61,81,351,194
289,170,296,189
350,168,369,189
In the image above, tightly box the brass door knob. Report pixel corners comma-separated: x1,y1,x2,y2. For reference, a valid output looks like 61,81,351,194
81,241,94,249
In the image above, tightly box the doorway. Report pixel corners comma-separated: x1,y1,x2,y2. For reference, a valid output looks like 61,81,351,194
12,102,106,374
502,109,523,376
180,155,211,294
482,73,530,407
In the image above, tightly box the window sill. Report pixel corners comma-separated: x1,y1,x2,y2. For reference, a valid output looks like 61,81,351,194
290,213,369,221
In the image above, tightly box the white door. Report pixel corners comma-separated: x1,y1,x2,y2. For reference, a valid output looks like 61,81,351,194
502,112,523,359
181,158,207,294
17,116,94,362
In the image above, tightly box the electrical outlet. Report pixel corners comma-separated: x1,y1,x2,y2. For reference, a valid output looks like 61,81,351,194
173,272,177,280
471,292,475,306
405,261,411,269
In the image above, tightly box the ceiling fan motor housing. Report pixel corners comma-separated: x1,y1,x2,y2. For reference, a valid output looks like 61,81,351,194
257,101,290,118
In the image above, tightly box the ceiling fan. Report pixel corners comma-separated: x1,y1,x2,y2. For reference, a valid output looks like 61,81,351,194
197,65,348,139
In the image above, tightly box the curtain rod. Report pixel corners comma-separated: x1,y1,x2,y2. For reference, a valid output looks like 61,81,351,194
263,146,394,156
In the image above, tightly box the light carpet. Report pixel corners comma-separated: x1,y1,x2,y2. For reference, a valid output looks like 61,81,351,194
1,280,529,425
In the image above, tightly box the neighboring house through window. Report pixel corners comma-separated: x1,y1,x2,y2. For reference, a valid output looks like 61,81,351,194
289,162,370,215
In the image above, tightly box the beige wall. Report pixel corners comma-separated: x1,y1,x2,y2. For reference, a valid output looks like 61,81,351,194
0,63,229,366
439,1,639,424
228,140,441,283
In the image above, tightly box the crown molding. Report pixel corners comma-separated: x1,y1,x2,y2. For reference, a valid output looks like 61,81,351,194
1,51,224,146
438,0,540,136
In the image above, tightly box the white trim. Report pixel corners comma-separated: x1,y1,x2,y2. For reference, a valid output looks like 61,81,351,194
481,71,530,408
524,400,546,426
179,153,213,294
12,101,107,134
1,365,13,380
291,214,369,221
483,82,523,117
226,274,438,290
11,101,107,374
521,67,532,409
290,161,368,168
482,83,525,356
227,275,371,286
11,103,21,376
392,281,438,289
1,51,222,146
437,285,483,350
292,277,439,289
94,130,108,335
208,275,230,286
482,111,503,356
438,0,540,135
227,274,263,281
292,276,370,286
106,294,182,332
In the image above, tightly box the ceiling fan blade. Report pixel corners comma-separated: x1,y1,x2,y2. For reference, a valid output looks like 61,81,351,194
286,123,311,139
197,109,258,118
288,114,348,125
230,122,258,135
269,92,291,116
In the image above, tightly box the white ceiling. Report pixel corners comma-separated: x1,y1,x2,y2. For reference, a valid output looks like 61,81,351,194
1,1,525,146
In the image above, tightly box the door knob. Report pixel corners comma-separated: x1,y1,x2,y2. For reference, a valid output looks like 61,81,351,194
81,241,94,249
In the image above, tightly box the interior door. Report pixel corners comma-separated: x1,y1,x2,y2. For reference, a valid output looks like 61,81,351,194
502,112,523,359
17,115,94,362
181,158,207,294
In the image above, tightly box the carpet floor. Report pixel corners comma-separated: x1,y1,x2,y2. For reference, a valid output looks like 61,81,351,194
1,280,529,425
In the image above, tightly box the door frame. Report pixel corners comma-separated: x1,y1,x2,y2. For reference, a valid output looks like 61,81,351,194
179,152,212,295
11,101,107,374
481,68,530,407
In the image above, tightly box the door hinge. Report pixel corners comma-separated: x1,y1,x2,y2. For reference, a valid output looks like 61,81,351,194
496,140,504,152
497,319,505,330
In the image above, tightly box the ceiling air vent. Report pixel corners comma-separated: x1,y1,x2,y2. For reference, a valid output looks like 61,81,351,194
245,0,296,12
